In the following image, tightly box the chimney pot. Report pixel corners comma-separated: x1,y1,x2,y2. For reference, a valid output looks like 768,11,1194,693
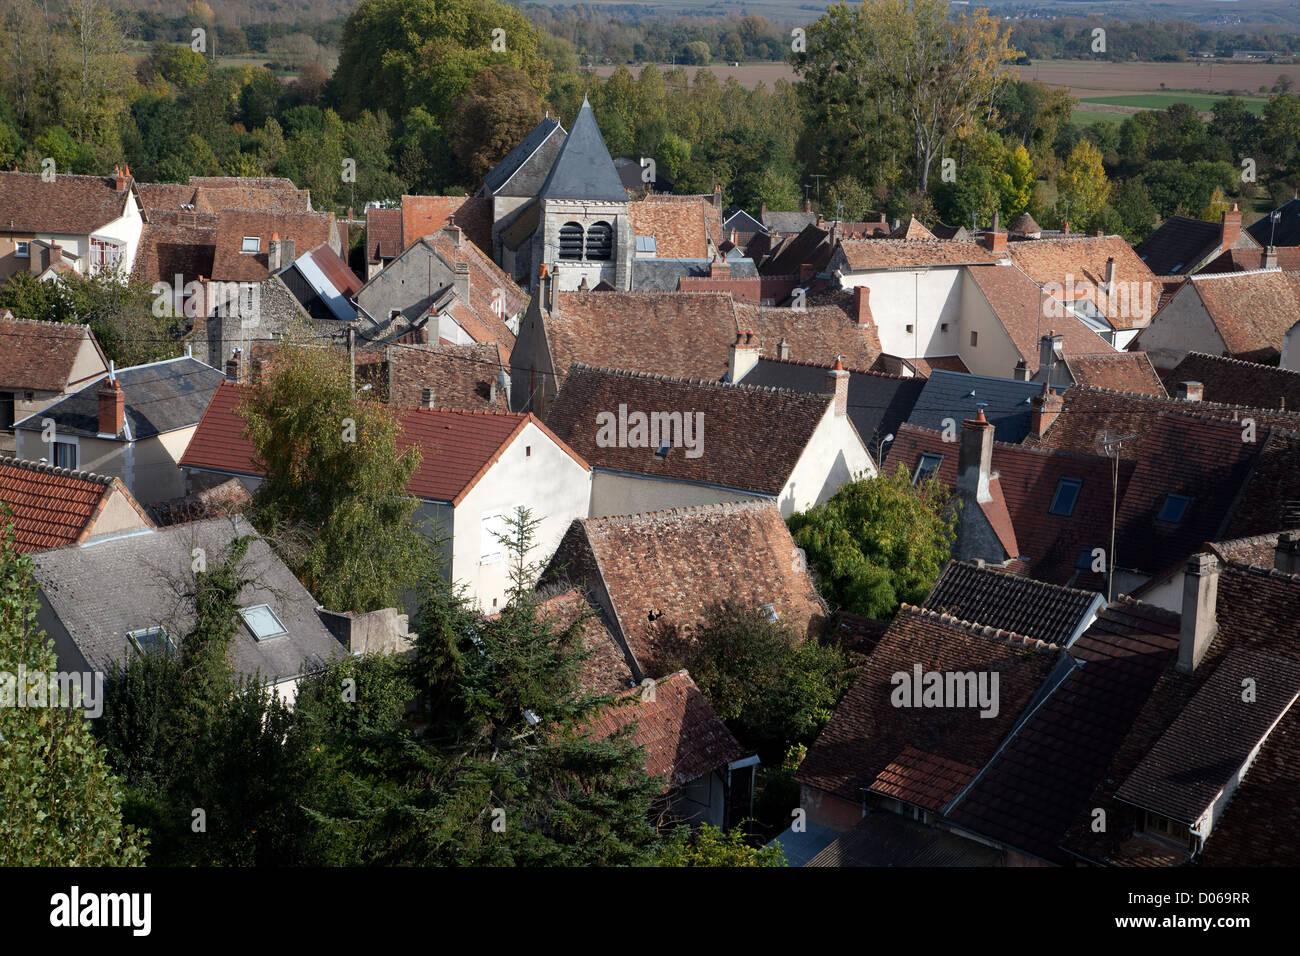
422,386,436,408
1030,383,1063,437
777,339,792,361
823,357,849,417
1177,553,1220,673
225,347,243,382
1220,202,1243,248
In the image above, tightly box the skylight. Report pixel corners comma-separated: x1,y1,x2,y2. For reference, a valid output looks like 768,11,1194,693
1048,477,1083,517
1157,494,1193,524
913,453,943,486
127,626,173,655
239,604,287,641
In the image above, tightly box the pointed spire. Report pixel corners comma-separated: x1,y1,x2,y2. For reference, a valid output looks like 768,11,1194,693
537,99,627,202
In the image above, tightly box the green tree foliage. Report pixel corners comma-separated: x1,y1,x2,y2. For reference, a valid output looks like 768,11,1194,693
1053,139,1110,231
659,823,785,866
788,466,957,620
240,342,430,613
1110,177,1160,244
675,600,850,761
0,512,146,865
447,65,547,181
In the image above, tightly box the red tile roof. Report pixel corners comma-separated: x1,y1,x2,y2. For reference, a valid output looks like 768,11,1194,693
0,318,106,393
0,456,153,552
581,669,747,791
401,194,493,257
535,587,633,694
676,274,800,304
1162,350,1300,409
0,171,137,234
1008,236,1161,328
387,342,509,411
627,194,723,258
837,238,1004,270
1064,352,1166,396
965,263,1114,367
130,214,218,287
868,746,978,812
210,210,336,282
1180,269,1300,362
366,206,402,263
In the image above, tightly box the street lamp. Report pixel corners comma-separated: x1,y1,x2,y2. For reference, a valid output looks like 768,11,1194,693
877,433,895,469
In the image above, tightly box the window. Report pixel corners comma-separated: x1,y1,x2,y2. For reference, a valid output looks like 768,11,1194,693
89,238,121,274
480,509,510,564
586,221,613,260
1157,494,1192,524
241,236,260,253
558,222,584,260
1048,477,1083,517
905,324,914,333
913,453,943,486
239,604,287,641
15,240,29,258
1075,547,1096,571
52,440,76,470
940,322,949,332
970,330,979,347
654,440,671,459
760,604,779,622
127,626,173,655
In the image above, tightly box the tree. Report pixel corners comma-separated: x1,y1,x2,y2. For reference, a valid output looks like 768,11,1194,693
659,823,785,866
1054,139,1110,232
999,142,1036,219
794,0,1018,192
788,466,957,620
1110,177,1160,244
676,600,850,761
0,511,147,865
240,342,430,613
446,65,547,181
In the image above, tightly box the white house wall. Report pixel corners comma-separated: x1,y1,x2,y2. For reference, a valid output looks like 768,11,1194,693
837,268,963,360
781,407,875,517
1135,287,1226,369
958,269,1030,378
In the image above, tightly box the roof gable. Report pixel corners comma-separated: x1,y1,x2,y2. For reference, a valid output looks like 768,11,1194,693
0,456,153,552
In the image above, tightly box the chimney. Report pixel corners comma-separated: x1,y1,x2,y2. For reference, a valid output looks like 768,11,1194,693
268,232,281,271
1177,381,1204,402
1177,554,1220,673
97,373,125,438
1274,532,1300,574
445,220,462,248
760,202,767,223
1029,382,1063,437
892,218,901,231
225,347,243,382
113,166,127,191
421,386,436,409
823,357,849,417
800,262,816,281
853,285,873,326
1012,358,1032,381
1062,220,1070,235
281,238,295,266
453,261,470,301
1220,202,1242,248
49,242,62,269
712,182,723,210
710,252,730,278
816,213,825,228
577,274,589,291
957,407,995,503
983,211,1007,253
538,262,558,313
728,331,760,382
1264,245,1278,269
777,339,792,361
804,197,812,213
1104,255,1116,295
1038,331,1063,376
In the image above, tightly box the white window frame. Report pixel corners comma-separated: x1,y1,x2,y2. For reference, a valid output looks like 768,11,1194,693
241,236,260,254
239,604,287,641
480,509,511,565
15,240,29,258
51,437,78,470
127,626,174,656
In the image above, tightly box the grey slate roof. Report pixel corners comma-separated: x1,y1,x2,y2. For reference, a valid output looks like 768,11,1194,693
724,209,765,234
632,257,758,291
31,516,346,685
482,116,565,197
763,210,817,235
1247,197,1300,247
14,356,225,440
906,370,1062,443
740,357,924,453
537,100,628,203
923,560,1102,646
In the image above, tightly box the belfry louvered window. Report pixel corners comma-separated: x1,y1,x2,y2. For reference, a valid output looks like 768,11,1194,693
586,221,613,260
559,222,584,259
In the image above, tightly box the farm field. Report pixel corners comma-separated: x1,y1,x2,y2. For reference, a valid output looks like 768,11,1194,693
1079,93,1269,114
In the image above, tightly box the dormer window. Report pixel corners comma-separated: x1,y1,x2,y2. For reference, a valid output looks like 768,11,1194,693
241,236,260,254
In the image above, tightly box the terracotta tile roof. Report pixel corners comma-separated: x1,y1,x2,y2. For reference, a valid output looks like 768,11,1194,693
0,456,153,552
948,599,1182,862
534,586,634,694
1200,245,1300,273
366,206,402,262
0,317,106,392
1162,350,1300,409
795,605,1065,805
387,342,508,411
890,216,935,239
836,238,1004,270
676,274,799,304
1223,429,1300,539
627,195,722,259
965,263,1115,365
400,194,493,257
0,171,136,234
545,364,840,496
1010,213,1041,236
1208,529,1288,569
733,300,882,370
148,477,250,527
180,382,584,505
1064,352,1166,396
923,560,1101,645
1181,269,1300,362
868,746,978,812
130,214,218,287
544,501,827,679
138,177,312,215
581,669,747,791
1008,236,1161,328
210,210,336,282
422,229,526,341
761,224,834,277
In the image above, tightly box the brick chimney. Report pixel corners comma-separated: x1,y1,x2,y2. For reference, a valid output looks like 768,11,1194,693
1039,331,1063,377
1177,381,1204,402
97,370,125,437
853,285,873,326
1265,245,1278,269
760,203,767,223
957,407,995,503
538,262,558,313
823,357,849,416
983,211,1006,253
1220,202,1242,248
1177,553,1220,673
225,348,243,382
1274,531,1300,574
1029,382,1063,438
421,386,436,409
113,166,127,191
728,331,760,382
268,232,282,271
710,251,730,278
1063,220,1070,235
804,197,812,213
712,182,722,210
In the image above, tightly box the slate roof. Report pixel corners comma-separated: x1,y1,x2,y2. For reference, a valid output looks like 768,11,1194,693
740,356,924,452
0,171,138,234
30,516,345,684
14,357,224,441
633,256,758,292
180,382,585,505
400,194,494,257
537,99,627,203
762,209,817,235
482,116,565,196
1162,351,1300,409
365,206,402,263
1008,236,1161,328
1177,269,1300,362
387,342,509,411
543,501,826,679
627,194,723,259
1246,196,1300,246
836,239,1003,270
923,560,1101,646
947,599,1182,862
906,370,1060,443
1064,352,1166,396
545,364,841,495
1134,215,1253,276
0,318,106,393
795,605,1065,805
210,210,335,283
0,457,153,552
581,670,748,791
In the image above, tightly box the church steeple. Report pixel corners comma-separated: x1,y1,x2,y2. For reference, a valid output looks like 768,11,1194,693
537,98,628,203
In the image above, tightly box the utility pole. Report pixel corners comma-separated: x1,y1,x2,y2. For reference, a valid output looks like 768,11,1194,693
347,323,356,393
1101,433,1138,603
